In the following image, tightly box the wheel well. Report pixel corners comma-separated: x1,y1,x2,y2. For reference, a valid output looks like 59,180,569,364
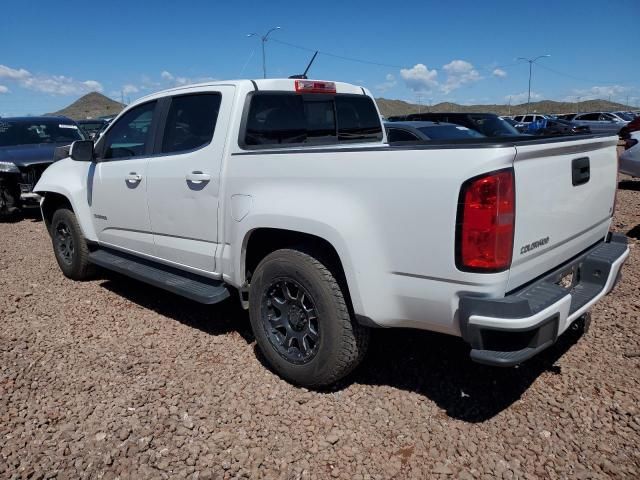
41,193,73,231
245,228,348,287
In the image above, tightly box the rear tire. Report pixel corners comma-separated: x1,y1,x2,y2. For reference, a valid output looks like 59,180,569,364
249,248,369,388
50,208,95,280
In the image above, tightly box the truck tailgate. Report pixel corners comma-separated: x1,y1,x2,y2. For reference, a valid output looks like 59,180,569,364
507,136,619,291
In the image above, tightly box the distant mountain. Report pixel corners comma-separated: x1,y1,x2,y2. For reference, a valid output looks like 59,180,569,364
375,98,635,117
48,92,125,120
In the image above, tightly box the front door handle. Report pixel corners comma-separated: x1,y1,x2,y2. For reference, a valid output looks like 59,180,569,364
125,173,142,183
186,171,211,183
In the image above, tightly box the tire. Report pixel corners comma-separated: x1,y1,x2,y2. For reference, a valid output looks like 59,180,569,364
249,248,369,388
0,179,21,220
50,208,95,280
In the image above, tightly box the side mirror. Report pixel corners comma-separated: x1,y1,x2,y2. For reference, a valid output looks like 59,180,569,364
69,140,94,162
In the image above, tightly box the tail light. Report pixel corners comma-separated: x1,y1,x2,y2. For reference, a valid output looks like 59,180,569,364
295,80,336,94
456,169,515,272
624,138,638,150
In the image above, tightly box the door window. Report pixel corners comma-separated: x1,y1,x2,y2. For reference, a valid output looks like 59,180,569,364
161,93,222,154
102,101,157,159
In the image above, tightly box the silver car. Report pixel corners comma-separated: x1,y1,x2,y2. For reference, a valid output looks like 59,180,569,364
571,112,628,134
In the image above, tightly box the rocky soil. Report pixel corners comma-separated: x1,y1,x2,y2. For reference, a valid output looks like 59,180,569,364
1,177,639,479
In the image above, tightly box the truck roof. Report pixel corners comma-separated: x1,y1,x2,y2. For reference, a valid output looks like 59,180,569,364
135,78,367,104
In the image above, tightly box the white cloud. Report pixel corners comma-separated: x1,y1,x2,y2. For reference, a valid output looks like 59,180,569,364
160,70,174,81
505,92,542,104
0,64,103,95
122,84,139,94
566,85,629,101
0,65,31,80
0,85,8,94
492,68,507,78
20,75,103,95
400,64,438,93
441,60,481,94
375,73,397,93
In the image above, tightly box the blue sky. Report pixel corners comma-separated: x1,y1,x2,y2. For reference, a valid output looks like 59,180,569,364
1,0,639,116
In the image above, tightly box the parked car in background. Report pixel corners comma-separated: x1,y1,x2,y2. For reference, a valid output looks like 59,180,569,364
571,112,628,134
385,121,485,142
385,115,407,122
512,114,551,130
619,116,640,139
531,118,591,136
557,113,577,121
612,111,635,122
619,132,640,177
403,112,521,137
77,118,109,139
0,116,85,219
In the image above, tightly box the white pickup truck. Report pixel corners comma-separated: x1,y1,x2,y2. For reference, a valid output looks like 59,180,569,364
34,79,629,387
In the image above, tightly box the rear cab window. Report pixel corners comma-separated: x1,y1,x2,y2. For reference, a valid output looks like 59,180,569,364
241,92,382,149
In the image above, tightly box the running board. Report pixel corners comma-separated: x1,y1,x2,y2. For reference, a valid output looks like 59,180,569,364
89,248,230,305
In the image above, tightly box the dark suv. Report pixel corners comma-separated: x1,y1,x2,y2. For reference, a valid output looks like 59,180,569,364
0,116,85,219
403,112,521,137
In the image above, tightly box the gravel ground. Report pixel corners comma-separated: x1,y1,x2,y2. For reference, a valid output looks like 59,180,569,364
1,177,639,480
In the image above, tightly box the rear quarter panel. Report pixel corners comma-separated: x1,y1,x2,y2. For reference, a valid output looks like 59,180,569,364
222,144,516,333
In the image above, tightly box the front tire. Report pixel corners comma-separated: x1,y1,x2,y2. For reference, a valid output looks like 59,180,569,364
0,179,21,220
50,208,95,280
249,248,369,388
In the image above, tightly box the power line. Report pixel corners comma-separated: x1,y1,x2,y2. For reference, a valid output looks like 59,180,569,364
270,38,405,69
536,63,634,86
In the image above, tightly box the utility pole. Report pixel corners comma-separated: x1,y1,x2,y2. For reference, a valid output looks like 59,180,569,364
517,55,550,115
508,96,512,116
416,94,423,113
247,27,281,78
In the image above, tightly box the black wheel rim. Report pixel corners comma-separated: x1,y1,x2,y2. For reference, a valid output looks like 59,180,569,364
261,279,320,364
54,221,74,265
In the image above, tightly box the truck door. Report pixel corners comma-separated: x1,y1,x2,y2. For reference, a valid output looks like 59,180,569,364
90,100,159,256
146,87,234,272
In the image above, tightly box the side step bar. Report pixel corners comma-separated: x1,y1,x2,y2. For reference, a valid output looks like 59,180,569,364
89,248,230,305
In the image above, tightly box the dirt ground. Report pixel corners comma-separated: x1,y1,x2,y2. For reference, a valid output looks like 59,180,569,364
1,176,639,480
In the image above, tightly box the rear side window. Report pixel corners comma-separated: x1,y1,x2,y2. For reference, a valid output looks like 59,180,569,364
242,92,382,148
162,93,221,154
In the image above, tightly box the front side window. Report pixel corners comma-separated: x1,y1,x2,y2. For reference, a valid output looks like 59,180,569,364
102,101,156,159
242,93,382,148
161,93,221,154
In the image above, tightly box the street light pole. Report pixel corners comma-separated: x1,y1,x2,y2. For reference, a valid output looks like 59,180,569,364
247,27,281,78
517,54,550,114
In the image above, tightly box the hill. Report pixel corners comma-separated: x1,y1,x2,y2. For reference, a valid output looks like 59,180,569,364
375,97,634,117
48,92,125,120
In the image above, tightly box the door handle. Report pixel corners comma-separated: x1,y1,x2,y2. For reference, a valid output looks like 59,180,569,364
125,173,142,183
186,171,211,183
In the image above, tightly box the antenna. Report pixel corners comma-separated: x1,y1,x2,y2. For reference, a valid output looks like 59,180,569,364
289,51,318,79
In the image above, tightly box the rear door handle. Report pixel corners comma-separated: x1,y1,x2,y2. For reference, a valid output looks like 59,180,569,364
186,171,211,183
125,173,142,183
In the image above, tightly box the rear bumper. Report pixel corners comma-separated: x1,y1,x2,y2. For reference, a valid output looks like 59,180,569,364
459,233,629,366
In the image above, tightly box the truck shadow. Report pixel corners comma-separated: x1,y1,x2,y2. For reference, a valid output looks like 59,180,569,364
618,179,640,191
351,326,582,423
98,271,582,423
98,273,255,344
